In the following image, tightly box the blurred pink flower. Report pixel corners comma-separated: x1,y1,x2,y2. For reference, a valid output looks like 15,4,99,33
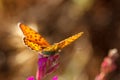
27,53,60,80
52,75,58,80
95,48,119,80
26,76,35,80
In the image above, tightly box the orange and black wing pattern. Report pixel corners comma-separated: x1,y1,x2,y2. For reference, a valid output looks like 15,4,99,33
19,23,50,51
43,32,84,52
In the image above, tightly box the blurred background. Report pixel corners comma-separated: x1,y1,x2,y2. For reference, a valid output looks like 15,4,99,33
0,0,120,80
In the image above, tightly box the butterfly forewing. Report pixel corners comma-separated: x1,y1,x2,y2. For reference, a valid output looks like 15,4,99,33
57,32,84,49
20,23,50,51
43,32,84,52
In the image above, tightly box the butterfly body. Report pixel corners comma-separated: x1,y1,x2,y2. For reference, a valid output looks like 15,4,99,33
42,50,58,55
19,23,83,56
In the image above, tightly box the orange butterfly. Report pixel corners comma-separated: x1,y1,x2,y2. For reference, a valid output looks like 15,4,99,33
19,23,84,55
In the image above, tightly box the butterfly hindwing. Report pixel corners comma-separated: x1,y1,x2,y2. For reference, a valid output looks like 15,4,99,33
24,38,42,51
20,23,50,51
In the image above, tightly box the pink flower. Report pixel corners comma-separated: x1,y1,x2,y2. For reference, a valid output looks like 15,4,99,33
52,75,58,80
27,53,59,80
26,76,35,80
95,48,119,80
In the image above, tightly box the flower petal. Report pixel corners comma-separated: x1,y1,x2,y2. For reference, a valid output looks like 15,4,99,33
52,75,58,80
26,76,35,80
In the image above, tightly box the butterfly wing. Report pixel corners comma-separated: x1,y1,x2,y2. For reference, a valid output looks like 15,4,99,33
43,32,84,53
19,23,50,51
56,32,84,49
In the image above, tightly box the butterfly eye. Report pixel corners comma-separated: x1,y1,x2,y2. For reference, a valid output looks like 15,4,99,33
58,50,61,52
